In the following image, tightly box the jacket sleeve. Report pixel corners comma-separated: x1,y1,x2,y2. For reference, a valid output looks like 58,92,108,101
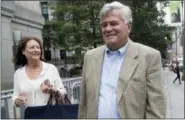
78,53,87,118
145,51,167,118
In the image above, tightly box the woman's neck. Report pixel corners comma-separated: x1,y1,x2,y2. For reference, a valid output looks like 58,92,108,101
26,60,41,69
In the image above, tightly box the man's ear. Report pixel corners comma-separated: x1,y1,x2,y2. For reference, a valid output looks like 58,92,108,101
128,23,132,34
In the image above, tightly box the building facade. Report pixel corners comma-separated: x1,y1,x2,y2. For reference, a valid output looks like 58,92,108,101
160,1,184,59
1,1,45,90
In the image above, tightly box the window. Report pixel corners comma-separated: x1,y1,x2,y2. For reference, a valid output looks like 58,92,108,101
60,50,66,60
44,50,51,60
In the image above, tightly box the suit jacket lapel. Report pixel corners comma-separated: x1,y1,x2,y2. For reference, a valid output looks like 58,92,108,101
117,40,139,102
92,45,106,117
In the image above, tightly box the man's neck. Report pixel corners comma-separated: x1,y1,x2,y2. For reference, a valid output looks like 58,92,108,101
108,39,129,51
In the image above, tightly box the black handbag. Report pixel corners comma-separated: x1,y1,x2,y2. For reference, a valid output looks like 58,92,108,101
24,93,79,119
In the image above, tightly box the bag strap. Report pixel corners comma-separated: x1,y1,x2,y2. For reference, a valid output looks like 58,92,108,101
54,91,71,105
63,94,71,104
47,92,71,105
47,94,53,105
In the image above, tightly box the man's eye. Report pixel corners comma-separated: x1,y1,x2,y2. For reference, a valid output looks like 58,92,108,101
102,24,107,27
111,22,118,26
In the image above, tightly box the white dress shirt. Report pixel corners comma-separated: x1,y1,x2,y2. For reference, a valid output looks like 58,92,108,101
12,61,66,107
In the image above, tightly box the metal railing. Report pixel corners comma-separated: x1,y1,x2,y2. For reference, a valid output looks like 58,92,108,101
1,77,82,119
71,81,81,104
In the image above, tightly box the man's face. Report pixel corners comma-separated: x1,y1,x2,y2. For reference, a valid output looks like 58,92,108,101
101,9,131,50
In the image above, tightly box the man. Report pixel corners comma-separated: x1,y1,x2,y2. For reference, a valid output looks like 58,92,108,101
78,1,166,119
173,62,181,84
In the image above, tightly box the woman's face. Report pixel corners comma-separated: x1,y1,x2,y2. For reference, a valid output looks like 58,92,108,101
22,39,41,61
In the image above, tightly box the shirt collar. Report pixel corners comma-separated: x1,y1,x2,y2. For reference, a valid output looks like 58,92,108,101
105,41,128,56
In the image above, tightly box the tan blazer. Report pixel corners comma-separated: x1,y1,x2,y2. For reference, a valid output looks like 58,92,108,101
78,40,167,119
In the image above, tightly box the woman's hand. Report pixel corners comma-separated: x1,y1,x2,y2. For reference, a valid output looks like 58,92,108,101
15,95,27,106
40,83,53,94
40,79,57,94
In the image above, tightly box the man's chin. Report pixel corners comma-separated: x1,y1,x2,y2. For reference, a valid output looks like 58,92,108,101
106,43,118,50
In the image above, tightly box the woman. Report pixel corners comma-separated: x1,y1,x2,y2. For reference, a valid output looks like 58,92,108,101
12,36,66,107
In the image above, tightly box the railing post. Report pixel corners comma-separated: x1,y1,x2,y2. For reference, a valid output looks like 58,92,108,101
20,105,25,119
4,98,9,118
13,106,17,118
1,106,7,119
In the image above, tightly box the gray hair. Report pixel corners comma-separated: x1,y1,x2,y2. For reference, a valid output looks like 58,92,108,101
99,1,132,24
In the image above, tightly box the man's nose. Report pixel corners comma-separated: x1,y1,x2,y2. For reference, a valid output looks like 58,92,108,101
105,24,113,31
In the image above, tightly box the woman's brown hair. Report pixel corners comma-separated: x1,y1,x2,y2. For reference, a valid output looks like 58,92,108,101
13,36,44,66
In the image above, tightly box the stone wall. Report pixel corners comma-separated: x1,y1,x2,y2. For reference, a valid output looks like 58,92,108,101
1,1,45,90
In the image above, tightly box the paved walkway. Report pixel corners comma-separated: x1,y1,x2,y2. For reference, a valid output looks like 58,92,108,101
163,68,184,119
